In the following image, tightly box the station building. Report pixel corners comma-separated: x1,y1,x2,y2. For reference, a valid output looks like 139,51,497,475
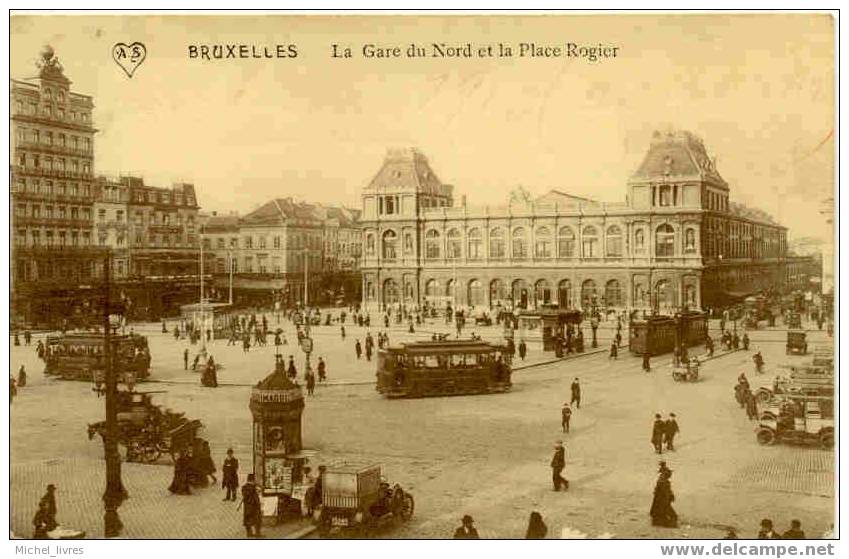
359,132,789,314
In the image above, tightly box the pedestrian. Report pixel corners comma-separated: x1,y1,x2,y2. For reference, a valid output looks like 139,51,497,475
649,464,678,527
782,519,805,539
32,499,52,539
550,440,568,491
183,348,189,370
341,325,346,340
14,332,20,346
753,351,764,374
196,440,217,484
365,343,373,361
742,333,750,351
38,484,59,532
10,377,17,403
642,352,651,372
758,519,780,539
24,330,32,345
570,378,581,409
561,403,572,433
306,371,316,396
706,336,714,357
287,355,298,379
240,473,263,538
18,365,27,388
168,450,192,495
222,448,239,501
525,511,548,539
745,390,758,420
664,413,679,451
317,357,327,382
609,340,618,360
453,515,480,539
518,340,527,361
355,339,362,359
651,414,665,454
192,354,200,371
506,337,515,358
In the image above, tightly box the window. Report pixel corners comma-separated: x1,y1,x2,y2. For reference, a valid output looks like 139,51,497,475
535,227,552,258
467,228,482,260
365,233,375,255
382,230,398,260
32,231,40,246
489,228,505,259
606,225,623,257
425,230,441,259
582,226,598,258
259,237,267,249
230,237,238,249
659,185,671,206
684,228,696,253
273,236,280,249
468,279,484,306
512,227,528,259
425,279,440,298
98,209,106,222
634,228,646,252
447,229,461,259
244,236,253,249
581,279,598,309
605,280,623,307
656,224,675,257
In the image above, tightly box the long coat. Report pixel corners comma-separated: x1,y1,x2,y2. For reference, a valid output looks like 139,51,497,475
550,446,565,471
222,456,239,488
241,482,262,526
650,476,678,527
651,420,665,445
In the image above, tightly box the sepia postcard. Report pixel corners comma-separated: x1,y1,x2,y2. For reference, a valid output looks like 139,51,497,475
7,11,837,548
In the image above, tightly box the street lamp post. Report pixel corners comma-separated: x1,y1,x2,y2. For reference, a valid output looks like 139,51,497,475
101,251,126,538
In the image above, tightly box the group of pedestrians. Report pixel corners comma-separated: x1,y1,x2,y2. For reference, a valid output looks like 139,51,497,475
452,511,547,539
651,413,680,453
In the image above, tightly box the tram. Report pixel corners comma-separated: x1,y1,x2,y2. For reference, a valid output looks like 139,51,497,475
629,311,707,356
43,332,151,382
376,339,512,398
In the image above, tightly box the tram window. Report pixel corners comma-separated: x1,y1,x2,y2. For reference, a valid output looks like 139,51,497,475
424,355,441,368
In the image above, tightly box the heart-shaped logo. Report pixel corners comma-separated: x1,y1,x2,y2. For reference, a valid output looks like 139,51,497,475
112,42,147,78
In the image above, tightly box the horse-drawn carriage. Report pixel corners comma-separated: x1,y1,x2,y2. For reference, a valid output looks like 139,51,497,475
87,390,204,463
314,463,414,537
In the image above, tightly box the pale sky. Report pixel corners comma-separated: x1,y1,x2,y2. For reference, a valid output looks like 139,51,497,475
10,14,835,242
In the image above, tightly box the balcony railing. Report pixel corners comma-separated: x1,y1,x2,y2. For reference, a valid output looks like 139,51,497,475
15,141,93,158
11,190,95,203
11,112,96,132
11,165,94,180
13,216,93,228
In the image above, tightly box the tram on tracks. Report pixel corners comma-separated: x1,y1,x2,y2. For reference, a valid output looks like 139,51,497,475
43,332,151,382
376,339,512,398
629,311,707,356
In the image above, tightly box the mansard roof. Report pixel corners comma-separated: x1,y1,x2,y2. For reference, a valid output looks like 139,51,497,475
630,130,728,189
364,148,450,196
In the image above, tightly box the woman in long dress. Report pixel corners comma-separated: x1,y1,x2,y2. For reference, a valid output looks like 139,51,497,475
650,468,678,528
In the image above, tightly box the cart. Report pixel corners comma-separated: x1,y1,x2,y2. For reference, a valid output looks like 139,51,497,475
672,358,700,382
315,463,414,538
785,330,808,355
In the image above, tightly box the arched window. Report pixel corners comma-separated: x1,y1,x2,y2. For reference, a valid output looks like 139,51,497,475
558,279,572,309
684,228,696,253
581,279,597,308
558,227,575,258
684,284,696,306
490,279,507,307
489,228,505,259
606,225,623,257
605,279,623,307
447,228,461,260
425,230,440,259
383,279,400,305
468,279,484,307
365,233,375,256
535,226,552,258
424,279,440,298
366,282,375,300
404,282,414,300
656,224,675,257
534,279,551,306
467,228,482,260
446,279,456,300
634,228,646,252
582,226,598,258
633,282,647,306
512,227,528,259
655,279,673,309
382,230,398,260
512,279,529,309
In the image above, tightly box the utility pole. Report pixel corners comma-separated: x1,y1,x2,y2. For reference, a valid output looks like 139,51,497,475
102,250,126,537
200,231,206,354
304,247,309,308
228,250,234,305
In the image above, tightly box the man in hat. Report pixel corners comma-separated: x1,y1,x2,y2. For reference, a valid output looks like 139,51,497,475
287,355,298,379
570,378,581,409
39,484,58,532
664,413,680,451
240,473,263,538
758,518,780,539
550,441,568,491
651,414,665,454
221,448,239,501
561,403,572,433
453,515,480,539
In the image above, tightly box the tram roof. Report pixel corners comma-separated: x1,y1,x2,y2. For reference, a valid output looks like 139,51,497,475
384,339,505,354
46,332,139,342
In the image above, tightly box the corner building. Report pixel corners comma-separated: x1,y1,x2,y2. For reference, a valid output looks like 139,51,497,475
360,133,788,313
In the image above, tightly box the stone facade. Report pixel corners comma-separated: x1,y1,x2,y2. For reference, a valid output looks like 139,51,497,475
360,133,789,313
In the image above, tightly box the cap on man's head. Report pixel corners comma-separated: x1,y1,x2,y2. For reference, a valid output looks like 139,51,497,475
670,413,676,417
761,519,773,528
46,484,56,491
462,515,474,524
227,448,234,454
655,413,662,419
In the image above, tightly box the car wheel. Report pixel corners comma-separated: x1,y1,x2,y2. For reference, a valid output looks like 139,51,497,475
756,390,772,404
820,431,834,450
756,428,775,445
400,493,414,520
